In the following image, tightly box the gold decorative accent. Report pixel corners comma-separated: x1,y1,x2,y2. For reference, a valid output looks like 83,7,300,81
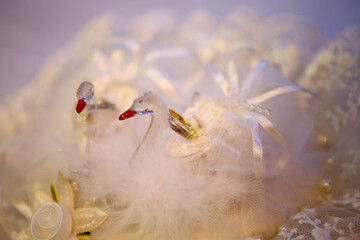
300,205,311,212
326,156,336,164
319,178,331,193
317,134,329,149
278,224,287,232
168,109,197,140
76,232,91,239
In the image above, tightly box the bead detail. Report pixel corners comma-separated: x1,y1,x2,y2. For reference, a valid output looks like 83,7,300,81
319,178,332,192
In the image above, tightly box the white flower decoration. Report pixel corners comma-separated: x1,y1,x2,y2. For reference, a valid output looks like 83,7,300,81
16,173,108,240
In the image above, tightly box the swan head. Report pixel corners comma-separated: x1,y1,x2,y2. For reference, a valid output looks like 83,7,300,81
76,81,95,114
119,91,157,120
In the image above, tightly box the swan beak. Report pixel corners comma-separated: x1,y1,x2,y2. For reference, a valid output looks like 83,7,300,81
119,108,137,120
76,98,87,114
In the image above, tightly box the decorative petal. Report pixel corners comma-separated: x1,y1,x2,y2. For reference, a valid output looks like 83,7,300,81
72,207,108,234
57,172,74,212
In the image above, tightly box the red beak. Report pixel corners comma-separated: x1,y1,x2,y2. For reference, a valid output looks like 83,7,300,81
76,98,87,114
119,108,137,120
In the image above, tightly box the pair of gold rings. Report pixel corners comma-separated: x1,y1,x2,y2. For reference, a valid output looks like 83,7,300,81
168,109,197,140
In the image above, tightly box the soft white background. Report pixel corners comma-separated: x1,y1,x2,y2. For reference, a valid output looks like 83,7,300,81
0,0,359,100
0,1,360,239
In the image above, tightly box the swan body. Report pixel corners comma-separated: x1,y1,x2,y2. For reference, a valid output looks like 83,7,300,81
110,90,293,239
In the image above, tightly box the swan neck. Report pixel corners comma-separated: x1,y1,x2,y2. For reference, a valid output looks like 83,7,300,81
132,107,169,160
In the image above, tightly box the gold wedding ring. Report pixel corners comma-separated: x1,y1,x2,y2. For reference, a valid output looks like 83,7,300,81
168,109,197,140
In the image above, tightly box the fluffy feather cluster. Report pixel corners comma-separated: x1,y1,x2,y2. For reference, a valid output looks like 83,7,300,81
1,7,360,240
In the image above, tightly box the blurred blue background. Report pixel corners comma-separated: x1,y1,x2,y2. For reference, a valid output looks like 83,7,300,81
0,0,360,100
